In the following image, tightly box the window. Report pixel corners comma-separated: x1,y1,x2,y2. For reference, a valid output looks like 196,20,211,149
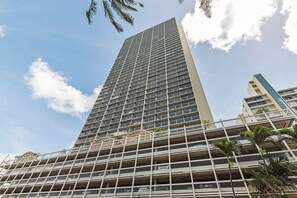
248,101,267,107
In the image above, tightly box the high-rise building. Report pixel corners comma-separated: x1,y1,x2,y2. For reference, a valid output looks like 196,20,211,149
74,18,213,148
239,74,297,123
0,19,296,198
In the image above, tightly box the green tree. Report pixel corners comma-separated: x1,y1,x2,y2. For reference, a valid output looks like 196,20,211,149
86,0,143,32
247,155,297,197
202,119,210,130
278,125,297,160
240,126,280,197
247,163,278,198
86,0,213,33
213,138,240,198
240,126,278,165
279,124,297,143
255,107,270,119
255,106,270,114
266,155,297,196
241,126,297,197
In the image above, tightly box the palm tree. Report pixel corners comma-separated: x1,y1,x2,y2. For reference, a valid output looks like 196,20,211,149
278,124,297,161
266,155,297,196
241,126,297,197
240,126,279,165
213,138,240,198
246,163,279,198
240,126,280,197
86,0,213,33
279,124,297,142
255,107,270,115
255,107,270,119
86,0,143,32
202,119,210,130
247,168,272,197
247,154,297,197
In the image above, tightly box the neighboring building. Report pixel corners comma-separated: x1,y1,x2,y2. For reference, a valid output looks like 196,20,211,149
278,87,297,114
0,19,296,198
239,74,297,123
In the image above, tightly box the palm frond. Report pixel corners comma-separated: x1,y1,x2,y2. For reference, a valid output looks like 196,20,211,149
213,138,240,157
137,2,144,7
116,1,138,12
123,0,144,8
110,0,134,25
103,0,123,32
246,169,274,194
293,124,297,133
240,130,256,147
86,0,98,24
247,154,297,195
279,128,297,142
86,0,143,32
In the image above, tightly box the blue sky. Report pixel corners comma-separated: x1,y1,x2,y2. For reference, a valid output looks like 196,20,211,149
0,0,296,159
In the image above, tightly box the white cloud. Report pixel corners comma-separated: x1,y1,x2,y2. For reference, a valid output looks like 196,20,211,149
281,0,297,54
0,153,18,164
182,0,277,51
0,26,4,37
25,58,102,118
67,140,76,149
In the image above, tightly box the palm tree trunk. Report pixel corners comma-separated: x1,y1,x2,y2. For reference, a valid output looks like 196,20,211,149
258,148,267,167
227,157,236,198
257,146,276,198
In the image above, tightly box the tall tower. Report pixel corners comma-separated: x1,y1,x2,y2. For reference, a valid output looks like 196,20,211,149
74,18,213,148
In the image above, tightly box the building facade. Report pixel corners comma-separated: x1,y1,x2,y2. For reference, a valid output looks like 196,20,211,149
0,19,296,198
240,74,297,123
74,18,213,148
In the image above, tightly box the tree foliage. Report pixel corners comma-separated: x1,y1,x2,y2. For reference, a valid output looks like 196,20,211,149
240,126,279,156
240,125,297,197
86,0,143,32
279,124,297,142
213,138,240,157
247,155,297,197
255,107,270,115
86,0,214,33
213,138,240,197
